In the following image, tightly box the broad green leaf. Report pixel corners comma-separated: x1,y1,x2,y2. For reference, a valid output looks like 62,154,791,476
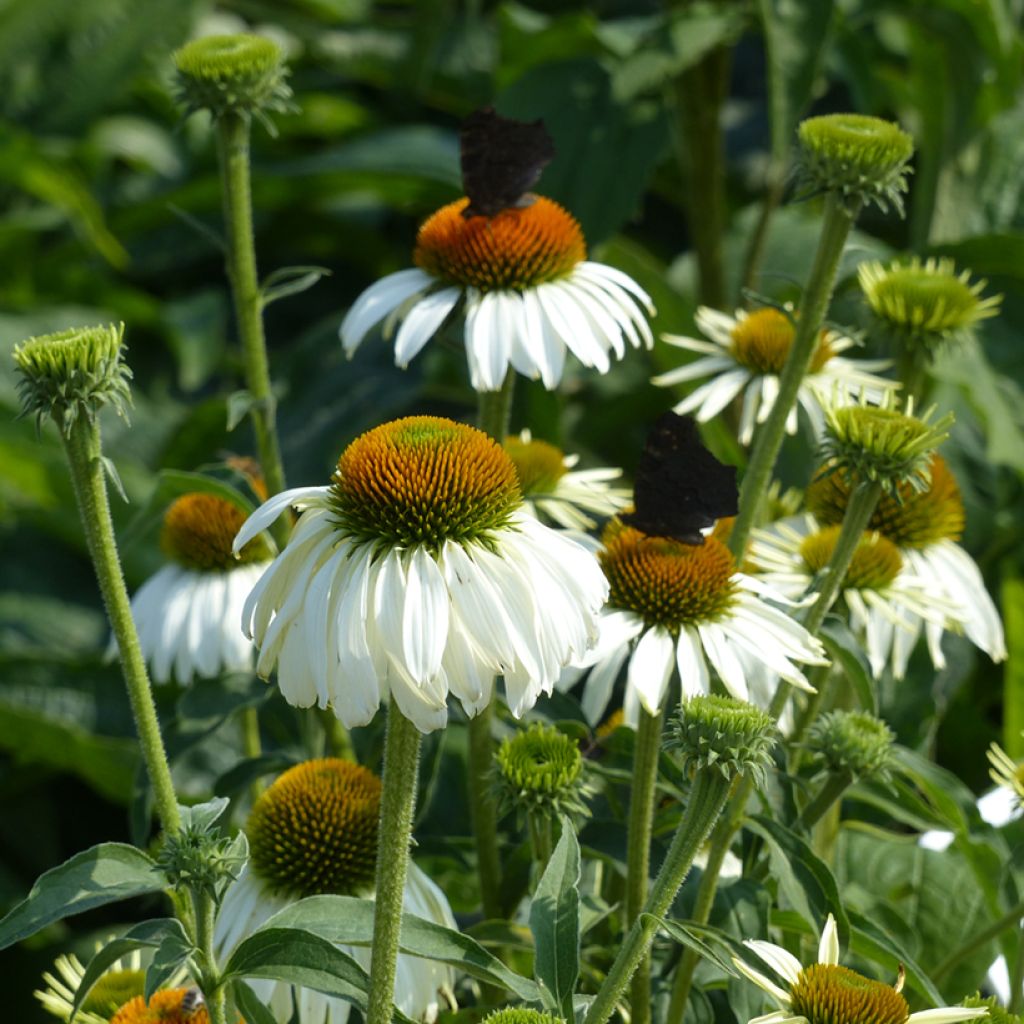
257,895,540,1001
819,618,876,714
214,753,300,798
72,919,186,1020
891,747,973,832
1001,577,1024,757
847,910,944,1006
145,929,196,1001
747,816,848,941
758,0,835,162
232,981,279,1024
529,820,581,1017
0,843,164,950
223,926,369,1010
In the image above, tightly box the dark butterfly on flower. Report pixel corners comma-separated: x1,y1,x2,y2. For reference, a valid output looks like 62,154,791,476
459,107,556,219
620,412,739,545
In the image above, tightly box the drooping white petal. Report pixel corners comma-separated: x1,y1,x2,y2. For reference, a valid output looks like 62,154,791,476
627,626,675,716
906,1009,990,1024
233,486,328,554
745,939,803,986
580,643,631,726
402,546,450,683
676,626,710,698
340,268,435,352
731,955,793,1006
393,287,461,367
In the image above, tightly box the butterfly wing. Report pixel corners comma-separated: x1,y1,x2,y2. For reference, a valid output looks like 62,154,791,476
460,107,555,219
621,413,738,544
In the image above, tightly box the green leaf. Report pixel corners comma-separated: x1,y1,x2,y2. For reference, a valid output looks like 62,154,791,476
757,0,835,163
656,918,745,977
747,816,848,941
847,910,944,1006
261,265,332,308
0,843,164,950
1001,577,1024,758
177,674,270,725
223,926,370,1011
529,819,581,1017
100,455,128,503
214,753,299,798
257,895,540,1002
232,981,279,1024
226,391,256,433
145,928,196,1001
819,618,877,714
72,919,186,1020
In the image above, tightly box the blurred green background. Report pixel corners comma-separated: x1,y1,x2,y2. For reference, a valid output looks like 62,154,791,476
1,0,1022,1018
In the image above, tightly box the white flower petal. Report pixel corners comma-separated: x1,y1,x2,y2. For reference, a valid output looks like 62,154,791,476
340,268,434,352
233,486,328,554
393,287,461,367
627,626,675,716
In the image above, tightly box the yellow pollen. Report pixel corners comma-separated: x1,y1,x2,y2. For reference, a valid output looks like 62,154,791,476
331,416,521,550
789,963,909,1024
600,523,738,630
807,455,964,549
728,308,836,375
110,988,213,1024
248,758,381,898
503,435,568,494
801,527,903,590
161,493,270,571
413,197,585,291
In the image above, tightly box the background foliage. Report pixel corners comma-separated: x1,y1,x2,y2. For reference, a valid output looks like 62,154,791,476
1,0,1022,1019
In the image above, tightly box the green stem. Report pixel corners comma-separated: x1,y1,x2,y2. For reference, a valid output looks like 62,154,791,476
241,706,264,802
728,193,860,562
467,707,503,919
466,372,517,919
319,708,355,760
366,705,423,1024
583,771,732,1024
897,347,929,407
1010,918,1024,1014
931,898,1024,984
626,709,665,1024
789,663,833,752
528,812,554,875
215,113,288,523
663,812,734,1024
62,420,180,835
796,771,853,832
194,889,227,1024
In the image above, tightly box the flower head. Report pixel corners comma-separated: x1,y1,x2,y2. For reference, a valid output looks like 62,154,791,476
558,521,827,725
215,759,456,1024
806,455,1005,668
796,114,915,214
859,257,1001,356
670,694,776,785
12,323,131,435
339,198,654,392
807,710,895,781
504,430,630,530
654,307,896,446
35,943,145,1024
751,516,961,679
234,416,608,731
733,914,988,1024
124,492,272,683
495,722,589,822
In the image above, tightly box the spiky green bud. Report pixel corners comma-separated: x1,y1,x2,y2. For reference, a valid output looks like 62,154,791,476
495,722,589,822
859,257,1002,358
807,710,894,780
174,34,293,123
481,1010,564,1024
818,391,952,496
796,114,914,214
12,323,131,436
155,798,247,900
670,695,776,786
960,993,1019,1024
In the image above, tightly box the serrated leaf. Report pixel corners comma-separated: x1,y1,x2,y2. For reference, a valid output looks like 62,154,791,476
72,919,186,1020
260,265,332,308
0,843,164,950
529,819,580,1017
255,895,540,1001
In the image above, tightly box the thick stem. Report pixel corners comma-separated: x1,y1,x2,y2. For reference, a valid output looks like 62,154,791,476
62,421,180,835
930,898,1024,984
477,370,516,441
626,709,665,1024
728,193,860,561
215,113,288,525
366,705,422,1024
583,771,732,1024
467,707,503,919
528,812,554,875
796,771,853,832
194,890,227,1024
897,347,929,407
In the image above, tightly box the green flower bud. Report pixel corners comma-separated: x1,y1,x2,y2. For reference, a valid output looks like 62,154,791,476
960,993,1020,1024
818,392,953,496
796,114,914,214
670,695,776,786
174,34,293,123
12,323,131,435
481,1009,565,1024
155,799,246,900
859,257,1002,358
495,722,589,822
807,710,895,780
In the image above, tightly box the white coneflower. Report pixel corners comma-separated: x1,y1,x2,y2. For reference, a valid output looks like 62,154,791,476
558,520,827,725
806,454,1005,674
503,430,630,531
339,196,654,392
750,515,961,679
123,492,271,683
733,913,987,1024
653,307,896,445
234,416,608,732
35,943,146,1024
214,759,456,1024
